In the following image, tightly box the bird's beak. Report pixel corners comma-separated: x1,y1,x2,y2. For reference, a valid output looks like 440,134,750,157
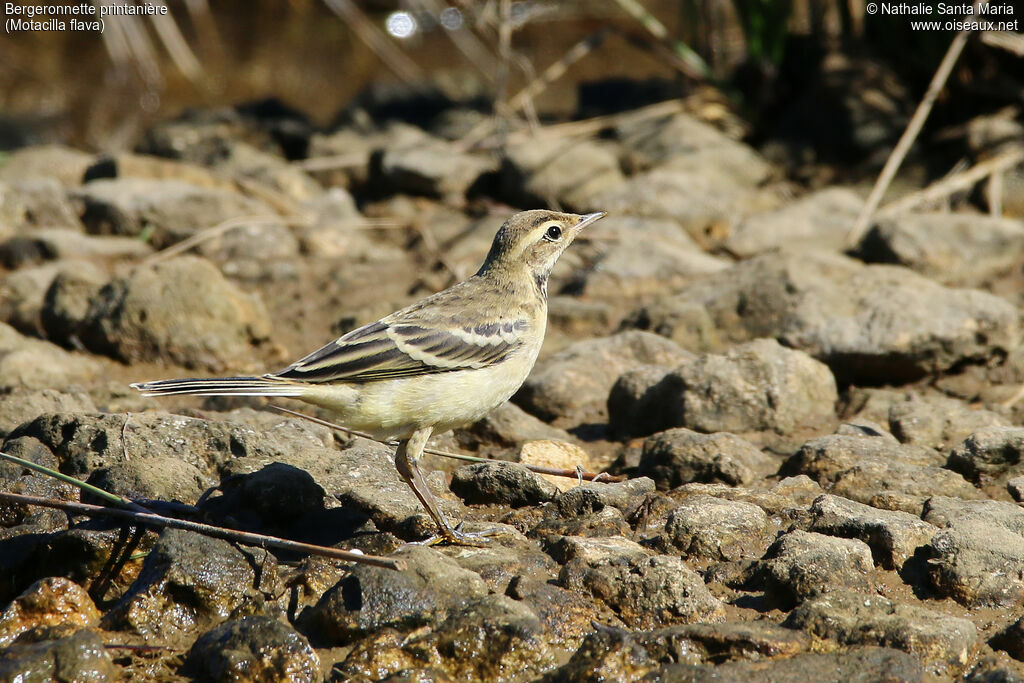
575,211,607,231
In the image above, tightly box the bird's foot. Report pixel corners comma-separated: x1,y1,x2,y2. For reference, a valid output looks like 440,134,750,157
413,520,501,547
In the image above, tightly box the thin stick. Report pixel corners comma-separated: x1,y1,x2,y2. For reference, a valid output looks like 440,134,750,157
270,406,623,483
147,0,205,85
0,492,405,571
847,0,989,246
139,215,311,267
610,0,710,79
0,451,151,513
875,148,1024,218
322,0,425,84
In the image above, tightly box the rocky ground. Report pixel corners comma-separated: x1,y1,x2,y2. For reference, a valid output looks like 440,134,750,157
2,97,1024,682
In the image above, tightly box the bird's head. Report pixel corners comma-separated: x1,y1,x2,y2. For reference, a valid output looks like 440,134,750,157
477,210,606,286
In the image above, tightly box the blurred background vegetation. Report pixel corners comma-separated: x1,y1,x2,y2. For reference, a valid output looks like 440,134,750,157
1,0,1021,175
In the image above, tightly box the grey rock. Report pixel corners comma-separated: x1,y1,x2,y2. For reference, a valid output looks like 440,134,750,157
338,594,553,682
81,256,271,370
194,218,300,278
0,178,83,243
924,516,1024,607
0,323,100,392
724,187,864,257
807,494,936,569
103,528,280,640
857,212,1024,285
450,542,557,594
40,265,108,346
559,554,724,628
947,426,1024,486
455,402,574,454
547,296,619,339
209,141,323,202
889,395,1009,451
0,628,115,683
86,456,210,505
450,461,559,507
516,330,691,424
556,477,656,517
378,124,497,201
607,363,681,437
529,505,632,541
500,137,625,210
1,228,152,265
620,298,723,353
0,260,104,337
747,530,874,606
71,178,271,248
1009,476,1024,502
0,144,93,188
781,435,979,512
187,616,321,682
0,389,95,439
668,647,924,683
663,494,774,561
573,238,728,300
922,496,1024,535
638,428,777,488
610,338,838,437
678,249,1020,384
306,545,488,644
544,534,649,565
784,590,977,673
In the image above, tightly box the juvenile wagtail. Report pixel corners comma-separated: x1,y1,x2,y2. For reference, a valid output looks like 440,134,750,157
132,209,606,544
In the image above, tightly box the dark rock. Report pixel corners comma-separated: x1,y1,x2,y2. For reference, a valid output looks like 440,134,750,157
807,494,936,569
785,590,977,674
336,594,554,681
620,297,723,353
455,402,574,453
1,260,105,337
724,187,864,257
889,395,1009,451
81,256,271,370
529,506,633,541
991,616,1024,661
638,428,776,488
677,249,1020,384
186,615,320,682
450,462,559,507
516,330,691,424
559,554,724,628
0,628,115,682
745,530,873,607
948,427,1024,486
507,577,625,653
1009,476,1024,502
103,528,280,640
85,456,209,506
0,577,100,649
71,178,272,248
555,477,656,517
857,213,1024,286
304,546,487,644
40,265,108,347
500,137,625,210
662,494,774,561
377,124,497,201
449,541,557,593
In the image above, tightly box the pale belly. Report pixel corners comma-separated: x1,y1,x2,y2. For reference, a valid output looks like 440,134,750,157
297,343,541,440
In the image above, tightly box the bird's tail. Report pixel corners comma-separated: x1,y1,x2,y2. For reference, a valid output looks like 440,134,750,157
131,376,306,398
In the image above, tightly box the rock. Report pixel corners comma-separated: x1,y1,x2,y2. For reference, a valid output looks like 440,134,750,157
746,530,874,607
450,461,559,507
807,494,936,569
0,144,93,187
40,265,108,347
103,528,280,640
0,228,152,267
662,495,774,561
186,616,320,682
555,477,656,517
888,395,1009,451
947,427,1024,486
517,440,594,492
673,647,924,682
337,595,554,682
0,577,100,649
1009,476,1024,502
677,249,1020,384
86,456,209,505
515,330,691,424
84,151,235,190
724,187,864,257
620,298,722,353
781,435,980,513
0,178,83,242
500,137,625,210
0,388,95,439
209,140,323,202
529,505,632,541
295,189,404,263
547,297,620,339
922,496,1024,534
856,213,1024,285
559,554,724,628
544,534,649,565
71,178,272,248
507,577,625,653
80,256,272,370
638,428,777,488
377,124,497,201
194,218,301,279
0,323,100,392
609,338,838,437
616,111,773,187
449,542,557,594
785,591,977,674
0,261,103,336
990,615,1024,661
607,364,682,437
0,628,115,682
455,402,574,454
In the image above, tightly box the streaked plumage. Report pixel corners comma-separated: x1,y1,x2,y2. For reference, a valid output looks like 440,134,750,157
133,209,605,543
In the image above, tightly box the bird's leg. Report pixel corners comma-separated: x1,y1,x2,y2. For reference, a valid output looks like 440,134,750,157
393,427,493,546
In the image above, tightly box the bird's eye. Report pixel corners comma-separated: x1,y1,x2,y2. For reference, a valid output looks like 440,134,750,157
544,225,562,241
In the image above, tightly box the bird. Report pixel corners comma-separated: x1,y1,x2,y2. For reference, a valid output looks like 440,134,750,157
132,209,606,544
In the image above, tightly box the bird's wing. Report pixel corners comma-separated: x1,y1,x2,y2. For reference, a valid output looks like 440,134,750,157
271,317,529,383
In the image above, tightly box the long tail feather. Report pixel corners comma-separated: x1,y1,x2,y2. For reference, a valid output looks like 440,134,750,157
131,376,306,398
